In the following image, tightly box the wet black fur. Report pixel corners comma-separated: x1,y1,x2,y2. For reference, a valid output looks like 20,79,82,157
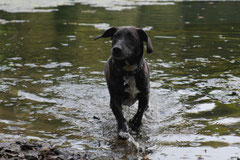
95,26,153,139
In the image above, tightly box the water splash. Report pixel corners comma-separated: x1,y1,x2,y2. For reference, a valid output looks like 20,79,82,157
127,133,140,152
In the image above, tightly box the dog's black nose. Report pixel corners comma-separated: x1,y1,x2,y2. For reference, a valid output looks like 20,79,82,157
112,47,122,55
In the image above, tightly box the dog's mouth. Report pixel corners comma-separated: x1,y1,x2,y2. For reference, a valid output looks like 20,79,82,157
111,52,132,60
112,55,127,60
111,52,130,60
111,46,132,60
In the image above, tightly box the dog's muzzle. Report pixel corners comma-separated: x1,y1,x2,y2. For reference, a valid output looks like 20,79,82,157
111,46,125,59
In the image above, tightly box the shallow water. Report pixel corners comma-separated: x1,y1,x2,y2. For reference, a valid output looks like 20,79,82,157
0,1,240,159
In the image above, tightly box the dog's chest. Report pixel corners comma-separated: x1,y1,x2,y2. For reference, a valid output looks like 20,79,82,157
123,75,140,106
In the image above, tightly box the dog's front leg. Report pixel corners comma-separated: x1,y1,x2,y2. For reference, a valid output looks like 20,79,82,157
110,95,128,140
129,95,149,132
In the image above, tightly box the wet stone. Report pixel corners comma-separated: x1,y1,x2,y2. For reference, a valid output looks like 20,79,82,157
0,141,86,160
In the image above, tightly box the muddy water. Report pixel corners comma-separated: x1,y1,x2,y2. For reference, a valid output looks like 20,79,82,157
0,1,240,159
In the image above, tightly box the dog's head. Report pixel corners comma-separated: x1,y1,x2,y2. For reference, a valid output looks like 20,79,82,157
95,26,153,60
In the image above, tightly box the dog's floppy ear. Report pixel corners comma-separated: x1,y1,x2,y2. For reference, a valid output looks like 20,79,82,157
94,27,118,40
137,29,153,54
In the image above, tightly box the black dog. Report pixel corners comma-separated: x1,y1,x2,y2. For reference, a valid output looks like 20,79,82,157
95,26,153,139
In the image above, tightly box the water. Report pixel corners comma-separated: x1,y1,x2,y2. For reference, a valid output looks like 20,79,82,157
0,1,240,159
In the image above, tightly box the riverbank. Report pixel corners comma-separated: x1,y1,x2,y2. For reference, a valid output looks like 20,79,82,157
0,140,88,160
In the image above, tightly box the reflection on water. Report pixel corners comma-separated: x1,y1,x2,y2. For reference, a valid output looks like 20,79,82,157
0,1,240,159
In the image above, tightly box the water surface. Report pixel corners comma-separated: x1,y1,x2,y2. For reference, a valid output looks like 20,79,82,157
0,1,240,159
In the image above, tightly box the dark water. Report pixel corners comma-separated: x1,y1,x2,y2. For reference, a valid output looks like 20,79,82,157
0,1,240,159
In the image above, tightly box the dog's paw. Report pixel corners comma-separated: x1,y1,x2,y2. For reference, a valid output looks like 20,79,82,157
118,131,129,140
128,118,141,132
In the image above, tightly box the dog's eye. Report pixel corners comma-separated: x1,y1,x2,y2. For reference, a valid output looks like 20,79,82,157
126,33,135,41
111,37,117,43
112,34,120,41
